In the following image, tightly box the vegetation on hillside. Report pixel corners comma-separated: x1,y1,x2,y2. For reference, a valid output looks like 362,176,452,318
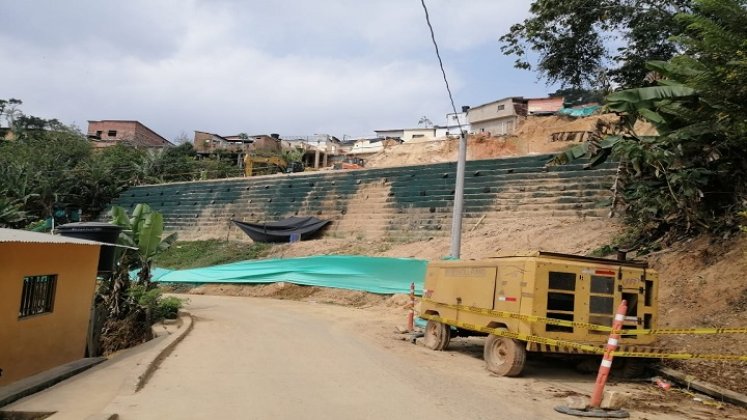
99,204,183,354
0,101,241,229
154,240,270,270
549,0,747,247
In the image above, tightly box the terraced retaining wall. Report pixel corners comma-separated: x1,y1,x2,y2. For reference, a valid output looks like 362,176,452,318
109,154,617,241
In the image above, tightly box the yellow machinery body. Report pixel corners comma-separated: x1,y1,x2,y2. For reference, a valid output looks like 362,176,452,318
244,155,287,177
419,251,659,354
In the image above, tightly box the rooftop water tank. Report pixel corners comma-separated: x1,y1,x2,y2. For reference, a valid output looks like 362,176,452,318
56,222,123,273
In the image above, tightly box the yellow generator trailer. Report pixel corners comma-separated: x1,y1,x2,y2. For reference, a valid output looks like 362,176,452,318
244,155,287,177
418,251,658,377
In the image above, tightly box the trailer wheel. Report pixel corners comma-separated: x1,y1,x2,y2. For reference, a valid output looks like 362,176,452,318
424,320,450,350
484,332,526,377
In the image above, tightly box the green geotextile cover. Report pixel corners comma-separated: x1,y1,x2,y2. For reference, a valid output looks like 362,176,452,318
150,256,428,295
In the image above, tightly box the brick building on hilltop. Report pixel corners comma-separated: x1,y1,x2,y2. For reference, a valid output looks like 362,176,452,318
87,120,173,149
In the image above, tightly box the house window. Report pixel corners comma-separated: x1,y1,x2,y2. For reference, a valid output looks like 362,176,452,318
412,134,425,139
19,274,57,318
107,130,117,137
95,130,102,137
497,105,505,111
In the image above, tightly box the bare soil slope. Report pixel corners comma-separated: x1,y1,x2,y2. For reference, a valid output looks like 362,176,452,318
265,217,622,260
365,115,606,168
647,235,747,395
365,114,655,169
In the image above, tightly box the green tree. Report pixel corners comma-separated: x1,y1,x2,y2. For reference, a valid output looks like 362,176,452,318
156,142,199,182
0,123,91,219
554,0,747,244
501,0,692,89
98,143,147,184
0,191,26,228
0,98,23,128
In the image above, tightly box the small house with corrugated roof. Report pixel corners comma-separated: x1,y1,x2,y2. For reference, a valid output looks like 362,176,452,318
0,229,103,386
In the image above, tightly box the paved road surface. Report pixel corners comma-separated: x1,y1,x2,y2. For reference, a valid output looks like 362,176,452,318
4,334,167,419
6,294,739,420
108,294,560,420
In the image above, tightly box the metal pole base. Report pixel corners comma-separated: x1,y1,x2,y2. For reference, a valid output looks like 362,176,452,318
554,406,630,418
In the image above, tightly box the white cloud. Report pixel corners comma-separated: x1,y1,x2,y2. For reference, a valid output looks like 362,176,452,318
0,0,532,139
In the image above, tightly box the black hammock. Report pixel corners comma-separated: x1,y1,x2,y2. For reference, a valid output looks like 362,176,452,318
231,217,330,243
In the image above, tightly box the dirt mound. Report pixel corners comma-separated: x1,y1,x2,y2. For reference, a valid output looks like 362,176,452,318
365,115,610,169
263,217,622,261
380,218,622,260
646,235,747,395
190,282,392,308
364,114,656,169
363,135,526,168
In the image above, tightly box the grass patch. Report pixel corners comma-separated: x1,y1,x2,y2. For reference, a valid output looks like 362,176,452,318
153,240,271,269
588,244,615,257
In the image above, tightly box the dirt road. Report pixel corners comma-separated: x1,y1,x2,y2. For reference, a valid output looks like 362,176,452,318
107,294,742,420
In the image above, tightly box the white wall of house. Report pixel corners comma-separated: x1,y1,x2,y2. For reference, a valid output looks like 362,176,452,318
402,128,436,142
374,129,404,139
349,140,385,154
445,112,470,135
435,127,449,138
468,97,521,123
470,116,520,136
467,97,525,136
286,135,340,155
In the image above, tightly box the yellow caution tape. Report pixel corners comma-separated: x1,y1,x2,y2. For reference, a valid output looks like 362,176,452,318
419,313,747,362
420,298,747,336
614,327,747,336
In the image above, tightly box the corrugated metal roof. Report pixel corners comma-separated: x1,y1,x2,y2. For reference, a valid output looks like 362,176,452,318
0,228,111,247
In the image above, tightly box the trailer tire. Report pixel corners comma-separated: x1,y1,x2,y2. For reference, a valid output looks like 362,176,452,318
424,320,450,350
484,332,526,377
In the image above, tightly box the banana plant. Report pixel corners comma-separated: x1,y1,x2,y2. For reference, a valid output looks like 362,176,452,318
0,193,26,228
105,204,176,317
550,82,699,168
110,203,176,287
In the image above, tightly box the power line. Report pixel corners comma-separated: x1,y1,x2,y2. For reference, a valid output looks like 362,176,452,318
419,0,468,259
418,0,463,130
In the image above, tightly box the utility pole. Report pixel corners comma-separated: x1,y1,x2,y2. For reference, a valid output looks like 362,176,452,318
449,126,467,259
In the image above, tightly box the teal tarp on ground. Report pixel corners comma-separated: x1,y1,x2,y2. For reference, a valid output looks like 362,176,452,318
148,256,428,295
558,105,602,118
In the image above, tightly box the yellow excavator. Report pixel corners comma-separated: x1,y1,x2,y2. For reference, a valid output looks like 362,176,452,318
244,155,305,177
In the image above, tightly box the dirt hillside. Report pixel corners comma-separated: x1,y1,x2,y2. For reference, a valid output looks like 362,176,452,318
365,114,655,169
265,217,622,260
647,235,747,395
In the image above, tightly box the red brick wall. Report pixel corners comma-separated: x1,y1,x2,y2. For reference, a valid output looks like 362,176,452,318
87,121,171,148
134,123,171,147
88,121,137,142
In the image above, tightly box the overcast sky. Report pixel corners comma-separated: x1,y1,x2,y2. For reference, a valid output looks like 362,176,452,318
0,1,552,140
